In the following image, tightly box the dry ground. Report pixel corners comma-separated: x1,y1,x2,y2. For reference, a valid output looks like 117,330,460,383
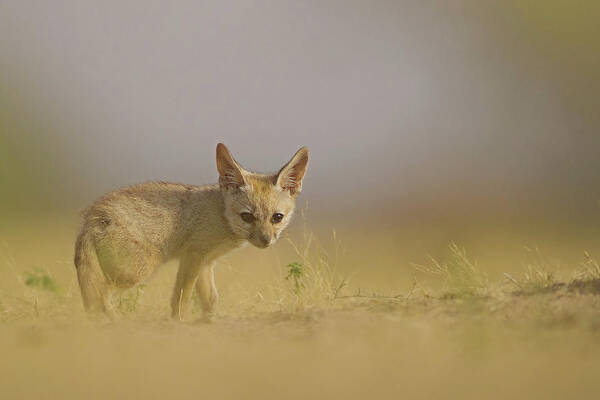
1,215,600,399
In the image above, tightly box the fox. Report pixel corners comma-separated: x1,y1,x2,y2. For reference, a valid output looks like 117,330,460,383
74,143,309,320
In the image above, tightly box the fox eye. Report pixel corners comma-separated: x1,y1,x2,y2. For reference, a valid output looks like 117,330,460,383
271,213,284,223
240,212,256,223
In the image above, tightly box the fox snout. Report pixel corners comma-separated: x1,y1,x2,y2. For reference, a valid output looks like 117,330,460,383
250,231,274,249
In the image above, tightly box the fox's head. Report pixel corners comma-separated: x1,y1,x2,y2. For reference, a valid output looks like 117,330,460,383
216,143,309,249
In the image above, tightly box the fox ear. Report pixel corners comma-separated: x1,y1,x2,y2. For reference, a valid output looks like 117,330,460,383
216,143,245,189
274,147,309,196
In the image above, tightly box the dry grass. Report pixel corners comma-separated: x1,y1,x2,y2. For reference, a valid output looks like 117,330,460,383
577,251,600,281
413,243,489,296
1,216,600,399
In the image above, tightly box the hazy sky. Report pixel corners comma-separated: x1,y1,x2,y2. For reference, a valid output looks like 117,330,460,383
1,1,599,216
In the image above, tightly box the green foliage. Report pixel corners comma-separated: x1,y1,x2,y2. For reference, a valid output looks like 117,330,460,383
23,268,60,293
285,262,305,295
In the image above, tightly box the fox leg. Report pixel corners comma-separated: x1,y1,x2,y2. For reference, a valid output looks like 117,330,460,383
195,263,218,321
171,254,202,321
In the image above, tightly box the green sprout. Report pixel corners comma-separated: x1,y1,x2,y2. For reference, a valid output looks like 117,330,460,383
23,268,60,293
285,262,305,295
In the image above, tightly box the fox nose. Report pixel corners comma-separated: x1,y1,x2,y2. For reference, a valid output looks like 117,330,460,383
259,234,271,246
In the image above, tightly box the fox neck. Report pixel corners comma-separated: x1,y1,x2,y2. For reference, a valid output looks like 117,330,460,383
181,184,247,256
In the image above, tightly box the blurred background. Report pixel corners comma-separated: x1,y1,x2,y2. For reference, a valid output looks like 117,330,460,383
1,0,600,289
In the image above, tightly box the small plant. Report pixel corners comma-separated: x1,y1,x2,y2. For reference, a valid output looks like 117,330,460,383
285,262,305,295
270,207,348,310
23,268,60,293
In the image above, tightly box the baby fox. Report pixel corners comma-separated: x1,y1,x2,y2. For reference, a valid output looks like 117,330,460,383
74,143,309,320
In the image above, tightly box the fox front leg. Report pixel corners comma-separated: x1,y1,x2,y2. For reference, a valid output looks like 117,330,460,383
195,263,218,322
171,254,203,321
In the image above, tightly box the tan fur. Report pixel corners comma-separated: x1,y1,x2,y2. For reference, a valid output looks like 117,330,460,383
74,143,309,320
